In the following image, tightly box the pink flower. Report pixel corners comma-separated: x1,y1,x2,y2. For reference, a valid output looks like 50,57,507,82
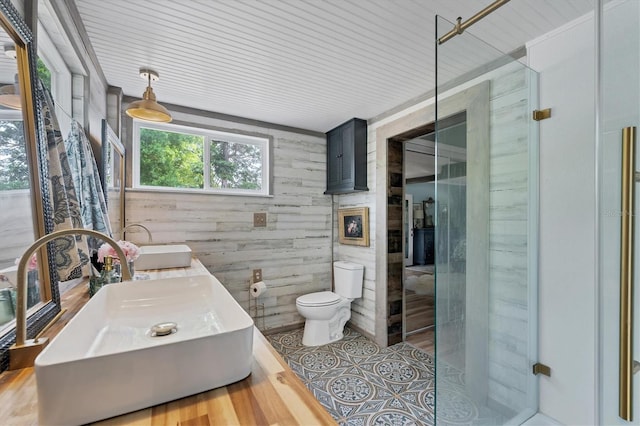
97,240,140,263
15,253,37,271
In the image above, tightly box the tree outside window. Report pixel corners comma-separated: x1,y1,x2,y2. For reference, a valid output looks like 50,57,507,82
137,123,268,195
139,127,204,189
0,58,50,191
209,140,262,190
0,120,28,190
37,57,51,92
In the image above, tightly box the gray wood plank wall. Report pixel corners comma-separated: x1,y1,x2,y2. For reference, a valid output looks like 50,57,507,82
125,117,331,332
486,64,532,413
0,191,34,268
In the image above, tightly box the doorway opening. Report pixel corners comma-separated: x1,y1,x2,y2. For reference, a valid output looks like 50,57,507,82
393,113,467,354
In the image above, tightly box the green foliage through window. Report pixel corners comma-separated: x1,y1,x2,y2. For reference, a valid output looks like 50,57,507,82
210,140,262,190
134,121,269,195
139,128,204,188
37,58,51,91
0,120,28,190
137,123,268,194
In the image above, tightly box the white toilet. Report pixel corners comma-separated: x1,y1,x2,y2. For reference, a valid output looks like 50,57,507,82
296,261,364,346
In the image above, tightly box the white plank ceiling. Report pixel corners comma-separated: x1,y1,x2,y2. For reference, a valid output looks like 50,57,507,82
73,0,594,132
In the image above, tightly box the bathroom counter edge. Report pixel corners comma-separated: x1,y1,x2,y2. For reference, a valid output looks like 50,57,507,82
0,258,337,426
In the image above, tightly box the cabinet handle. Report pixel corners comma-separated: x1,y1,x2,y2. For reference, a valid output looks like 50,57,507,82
337,154,343,158
619,126,637,422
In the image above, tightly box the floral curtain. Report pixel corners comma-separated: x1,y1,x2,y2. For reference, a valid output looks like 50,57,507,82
64,119,112,245
40,81,89,280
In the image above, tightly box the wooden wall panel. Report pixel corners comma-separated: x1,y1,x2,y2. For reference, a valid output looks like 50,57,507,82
486,65,532,412
333,133,377,338
0,191,34,267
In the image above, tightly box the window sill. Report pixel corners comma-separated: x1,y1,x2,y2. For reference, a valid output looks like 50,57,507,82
126,187,274,198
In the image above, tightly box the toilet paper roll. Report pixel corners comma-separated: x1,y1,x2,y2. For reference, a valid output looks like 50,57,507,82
250,281,267,298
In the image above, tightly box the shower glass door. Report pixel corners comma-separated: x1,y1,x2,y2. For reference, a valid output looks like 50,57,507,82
434,15,539,425
599,1,640,423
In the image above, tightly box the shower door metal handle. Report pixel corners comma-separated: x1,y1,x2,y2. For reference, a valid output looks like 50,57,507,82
620,126,638,421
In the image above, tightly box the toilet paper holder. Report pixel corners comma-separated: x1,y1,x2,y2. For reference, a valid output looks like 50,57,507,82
248,282,265,330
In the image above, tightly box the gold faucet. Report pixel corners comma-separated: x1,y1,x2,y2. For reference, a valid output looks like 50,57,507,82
9,228,131,370
122,223,153,244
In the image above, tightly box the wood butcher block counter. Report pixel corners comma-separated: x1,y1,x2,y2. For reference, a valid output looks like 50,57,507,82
0,258,336,425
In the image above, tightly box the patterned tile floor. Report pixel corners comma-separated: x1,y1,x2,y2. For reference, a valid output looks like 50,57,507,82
268,327,434,425
267,327,508,426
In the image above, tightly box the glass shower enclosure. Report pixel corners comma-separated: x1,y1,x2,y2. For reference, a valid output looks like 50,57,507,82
434,15,539,425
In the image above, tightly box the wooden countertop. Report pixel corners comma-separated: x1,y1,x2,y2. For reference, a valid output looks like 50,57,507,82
0,259,336,425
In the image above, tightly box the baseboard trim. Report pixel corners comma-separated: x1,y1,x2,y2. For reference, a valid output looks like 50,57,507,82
347,321,375,342
261,322,305,336
261,321,375,342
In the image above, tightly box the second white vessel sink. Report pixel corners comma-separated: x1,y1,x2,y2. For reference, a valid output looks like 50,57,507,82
134,244,192,270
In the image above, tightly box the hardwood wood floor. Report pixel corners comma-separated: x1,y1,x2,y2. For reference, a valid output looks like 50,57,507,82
405,290,434,333
406,328,434,354
403,266,435,357
404,266,434,334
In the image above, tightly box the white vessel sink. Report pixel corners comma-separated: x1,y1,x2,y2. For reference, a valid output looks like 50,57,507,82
35,274,254,426
134,244,192,270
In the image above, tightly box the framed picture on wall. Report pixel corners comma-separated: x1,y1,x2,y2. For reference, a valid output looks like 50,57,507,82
413,203,424,228
338,207,370,246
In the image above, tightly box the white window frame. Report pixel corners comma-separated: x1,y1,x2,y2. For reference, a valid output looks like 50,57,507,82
0,110,23,121
37,23,73,136
132,120,271,197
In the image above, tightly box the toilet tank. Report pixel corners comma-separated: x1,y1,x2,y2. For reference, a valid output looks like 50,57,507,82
333,261,364,299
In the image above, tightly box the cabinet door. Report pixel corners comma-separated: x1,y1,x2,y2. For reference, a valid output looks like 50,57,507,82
425,228,434,264
325,118,367,194
413,228,426,265
326,128,342,190
340,120,355,188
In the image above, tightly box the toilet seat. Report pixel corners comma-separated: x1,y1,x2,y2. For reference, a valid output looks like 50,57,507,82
296,291,341,307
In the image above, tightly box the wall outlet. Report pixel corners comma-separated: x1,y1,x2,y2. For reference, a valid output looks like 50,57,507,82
254,212,267,227
253,269,262,283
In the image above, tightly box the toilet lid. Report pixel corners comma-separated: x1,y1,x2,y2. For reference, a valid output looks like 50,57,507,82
296,291,341,307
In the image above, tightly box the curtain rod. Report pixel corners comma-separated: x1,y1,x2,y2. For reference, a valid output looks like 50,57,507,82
438,0,511,45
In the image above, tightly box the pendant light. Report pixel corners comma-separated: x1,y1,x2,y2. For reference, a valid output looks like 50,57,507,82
125,68,171,122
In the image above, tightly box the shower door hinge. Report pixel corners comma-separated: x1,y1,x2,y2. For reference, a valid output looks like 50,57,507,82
533,108,552,121
532,362,551,377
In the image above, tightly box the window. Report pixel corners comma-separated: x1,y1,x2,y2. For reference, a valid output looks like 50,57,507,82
36,57,52,92
133,121,270,196
0,113,27,190
37,24,73,136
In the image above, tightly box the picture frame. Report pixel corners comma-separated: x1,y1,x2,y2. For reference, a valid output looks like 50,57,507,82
338,207,370,247
413,203,424,229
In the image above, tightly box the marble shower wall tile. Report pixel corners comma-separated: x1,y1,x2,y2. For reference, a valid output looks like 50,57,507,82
486,65,532,412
